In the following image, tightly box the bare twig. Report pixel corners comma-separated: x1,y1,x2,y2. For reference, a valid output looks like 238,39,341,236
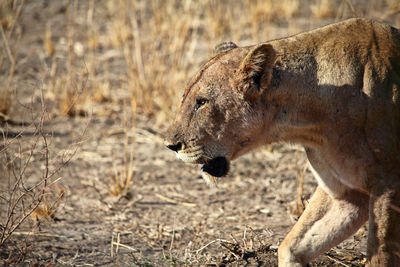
0,26,15,67
0,84,88,247
326,255,351,267
220,242,241,260
194,239,231,254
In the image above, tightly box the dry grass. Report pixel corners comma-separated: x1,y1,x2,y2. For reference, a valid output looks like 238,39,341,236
6,0,392,123
0,0,23,121
310,0,337,19
30,185,64,224
108,100,136,197
36,0,307,121
2,0,399,122
0,89,12,121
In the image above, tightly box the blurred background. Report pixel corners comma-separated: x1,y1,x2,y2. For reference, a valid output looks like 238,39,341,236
1,0,399,123
1,1,400,266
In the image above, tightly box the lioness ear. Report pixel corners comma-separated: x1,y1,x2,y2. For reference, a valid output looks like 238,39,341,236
213,41,238,56
237,43,276,101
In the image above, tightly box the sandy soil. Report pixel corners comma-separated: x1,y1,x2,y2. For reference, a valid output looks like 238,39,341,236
1,113,368,266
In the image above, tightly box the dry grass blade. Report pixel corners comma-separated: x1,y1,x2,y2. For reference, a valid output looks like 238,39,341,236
154,193,197,207
112,241,138,252
219,241,242,260
108,101,135,197
194,239,231,254
0,26,15,67
325,254,351,267
0,0,22,119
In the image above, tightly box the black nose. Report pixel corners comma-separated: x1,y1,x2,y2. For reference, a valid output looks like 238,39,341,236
166,142,182,152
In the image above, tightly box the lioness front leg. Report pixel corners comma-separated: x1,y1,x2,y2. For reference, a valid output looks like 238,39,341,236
278,186,369,267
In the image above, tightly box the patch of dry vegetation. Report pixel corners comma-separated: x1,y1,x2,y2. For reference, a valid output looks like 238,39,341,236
36,0,314,121
108,100,136,197
0,98,81,247
310,0,337,19
0,0,23,121
13,0,395,122
2,0,400,122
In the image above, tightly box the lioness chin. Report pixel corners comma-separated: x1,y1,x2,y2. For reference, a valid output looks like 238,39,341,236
165,18,400,266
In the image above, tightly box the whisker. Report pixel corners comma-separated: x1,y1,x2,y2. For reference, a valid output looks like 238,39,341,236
179,151,201,157
202,154,213,160
179,148,203,156
187,146,203,152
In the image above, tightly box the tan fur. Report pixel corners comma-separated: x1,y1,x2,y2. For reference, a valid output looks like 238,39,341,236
165,18,400,266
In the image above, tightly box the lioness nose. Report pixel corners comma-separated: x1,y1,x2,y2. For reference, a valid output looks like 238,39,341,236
166,142,182,152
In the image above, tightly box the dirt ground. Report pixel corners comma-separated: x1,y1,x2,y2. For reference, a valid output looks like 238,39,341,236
1,113,369,266
1,1,399,266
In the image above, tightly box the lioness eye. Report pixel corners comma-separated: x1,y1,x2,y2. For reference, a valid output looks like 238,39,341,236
195,98,208,111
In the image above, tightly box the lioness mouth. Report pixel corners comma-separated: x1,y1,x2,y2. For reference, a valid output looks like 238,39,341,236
201,157,229,178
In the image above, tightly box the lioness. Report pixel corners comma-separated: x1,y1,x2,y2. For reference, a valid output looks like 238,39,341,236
165,18,400,266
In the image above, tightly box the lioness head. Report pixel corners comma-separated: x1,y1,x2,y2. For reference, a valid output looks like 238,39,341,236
165,42,277,184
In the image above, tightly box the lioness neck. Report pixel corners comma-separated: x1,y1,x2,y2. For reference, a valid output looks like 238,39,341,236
261,19,392,149
261,18,400,167
264,37,329,148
